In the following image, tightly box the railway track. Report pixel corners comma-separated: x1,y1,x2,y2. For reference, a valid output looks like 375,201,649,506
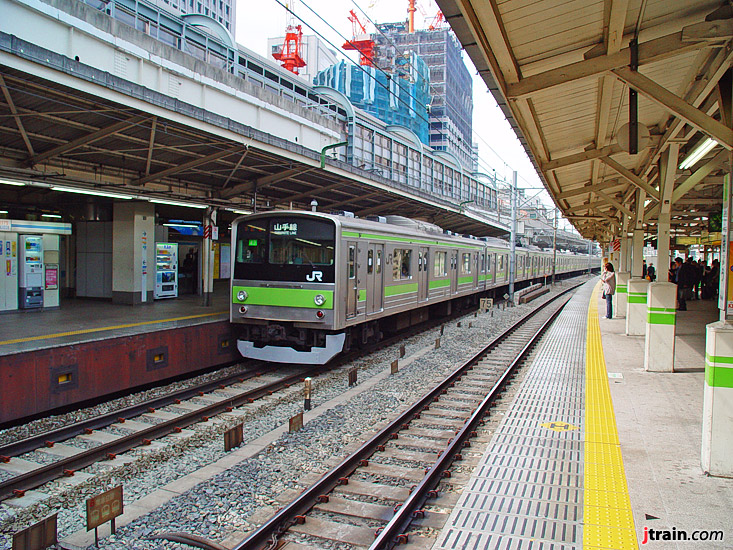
0,365,319,502
154,282,580,550
0,289,512,505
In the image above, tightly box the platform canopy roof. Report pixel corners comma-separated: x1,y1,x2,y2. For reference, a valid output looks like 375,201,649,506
436,0,733,243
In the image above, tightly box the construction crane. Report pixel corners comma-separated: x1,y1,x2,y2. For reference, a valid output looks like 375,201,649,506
428,10,444,30
343,9,375,67
272,3,307,75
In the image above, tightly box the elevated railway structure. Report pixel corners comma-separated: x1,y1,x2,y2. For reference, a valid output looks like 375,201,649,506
1,0,504,236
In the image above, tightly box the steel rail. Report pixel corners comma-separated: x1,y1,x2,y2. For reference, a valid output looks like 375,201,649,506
370,294,571,549
229,282,582,550
0,366,327,502
0,364,264,459
0,286,506,501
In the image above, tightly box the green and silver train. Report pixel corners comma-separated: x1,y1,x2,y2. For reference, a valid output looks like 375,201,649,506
231,211,592,364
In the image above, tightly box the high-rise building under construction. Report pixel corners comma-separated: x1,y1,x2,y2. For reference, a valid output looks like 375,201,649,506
372,22,474,171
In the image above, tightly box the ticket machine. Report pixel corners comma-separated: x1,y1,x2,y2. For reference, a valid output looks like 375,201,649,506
19,235,43,309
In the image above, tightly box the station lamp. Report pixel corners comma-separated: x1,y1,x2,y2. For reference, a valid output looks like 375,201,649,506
679,138,718,170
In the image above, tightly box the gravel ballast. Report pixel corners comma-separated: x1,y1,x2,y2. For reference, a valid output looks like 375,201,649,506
0,277,590,549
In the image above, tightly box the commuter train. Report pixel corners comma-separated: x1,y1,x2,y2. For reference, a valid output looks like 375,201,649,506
230,211,593,364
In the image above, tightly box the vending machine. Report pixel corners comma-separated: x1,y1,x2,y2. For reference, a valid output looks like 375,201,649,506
154,242,178,299
19,235,43,309
0,232,18,311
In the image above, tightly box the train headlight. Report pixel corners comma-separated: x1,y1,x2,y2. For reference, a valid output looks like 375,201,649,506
237,290,248,302
314,294,326,306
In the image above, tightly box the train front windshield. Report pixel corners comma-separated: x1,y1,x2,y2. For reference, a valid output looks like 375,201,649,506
234,217,336,283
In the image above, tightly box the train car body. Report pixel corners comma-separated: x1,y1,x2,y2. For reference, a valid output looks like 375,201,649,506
231,211,593,364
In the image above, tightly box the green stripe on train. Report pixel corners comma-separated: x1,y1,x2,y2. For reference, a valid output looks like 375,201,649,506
232,286,333,309
458,275,474,284
342,231,482,250
385,283,418,297
358,289,366,302
429,279,450,289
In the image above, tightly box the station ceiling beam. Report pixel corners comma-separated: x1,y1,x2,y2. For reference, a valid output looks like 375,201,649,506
0,74,34,157
612,67,733,150
506,31,713,99
599,156,660,200
134,145,242,187
29,114,149,167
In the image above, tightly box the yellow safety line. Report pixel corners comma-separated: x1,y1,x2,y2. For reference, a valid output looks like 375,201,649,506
0,311,228,346
584,283,638,549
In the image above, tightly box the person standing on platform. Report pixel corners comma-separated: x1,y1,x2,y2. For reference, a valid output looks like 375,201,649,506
647,263,656,282
675,257,695,311
601,262,616,319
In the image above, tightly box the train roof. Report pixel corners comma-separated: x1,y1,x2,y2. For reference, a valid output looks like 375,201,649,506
235,211,513,250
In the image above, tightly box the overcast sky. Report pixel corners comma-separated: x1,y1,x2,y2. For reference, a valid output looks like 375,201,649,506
233,0,558,212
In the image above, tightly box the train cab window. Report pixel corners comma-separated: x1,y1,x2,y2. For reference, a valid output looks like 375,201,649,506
434,251,447,277
393,249,412,280
367,249,374,274
235,223,267,264
376,250,382,274
234,217,336,282
461,253,471,274
348,245,356,279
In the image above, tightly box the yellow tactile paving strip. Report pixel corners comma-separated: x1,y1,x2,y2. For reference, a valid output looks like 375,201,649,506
585,284,638,549
0,311,228,346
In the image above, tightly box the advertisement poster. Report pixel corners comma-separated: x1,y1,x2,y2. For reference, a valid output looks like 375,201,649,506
45,264,58,290
213,243,220,279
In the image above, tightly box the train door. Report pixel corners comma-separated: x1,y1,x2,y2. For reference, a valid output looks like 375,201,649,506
346,241,358,318
450,250,458,293
366,244,384,314
418,247,429,302
473,251,480,289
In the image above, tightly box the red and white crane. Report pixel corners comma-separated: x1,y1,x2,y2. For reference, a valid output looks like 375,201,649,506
342,9,375,67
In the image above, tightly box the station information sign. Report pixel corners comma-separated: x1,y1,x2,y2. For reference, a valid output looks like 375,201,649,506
86,485,123,531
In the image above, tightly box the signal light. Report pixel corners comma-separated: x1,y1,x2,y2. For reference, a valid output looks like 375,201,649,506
239,306,247,314
316,310,325,319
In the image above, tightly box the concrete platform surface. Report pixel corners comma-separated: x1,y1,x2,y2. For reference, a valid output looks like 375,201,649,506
0,281,230,356
600,292,733,548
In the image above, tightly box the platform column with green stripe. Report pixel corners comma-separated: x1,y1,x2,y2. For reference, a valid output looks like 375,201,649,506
644,282,676,372
613,271,629,319
626,277,649,336
702,321,733,476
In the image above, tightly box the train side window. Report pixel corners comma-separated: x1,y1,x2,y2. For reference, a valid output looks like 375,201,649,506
461,253,471,274
481,253,486,273
487,254,492,272
367,249,374,274
393,249,412,280
434,251,447,277
348,245,356,279
376,250,382,274
418,251,422,272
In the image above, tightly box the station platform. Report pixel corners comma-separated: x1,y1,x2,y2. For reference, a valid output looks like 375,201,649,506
435,279,733,549
0,283,238,425
0,282,230,356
